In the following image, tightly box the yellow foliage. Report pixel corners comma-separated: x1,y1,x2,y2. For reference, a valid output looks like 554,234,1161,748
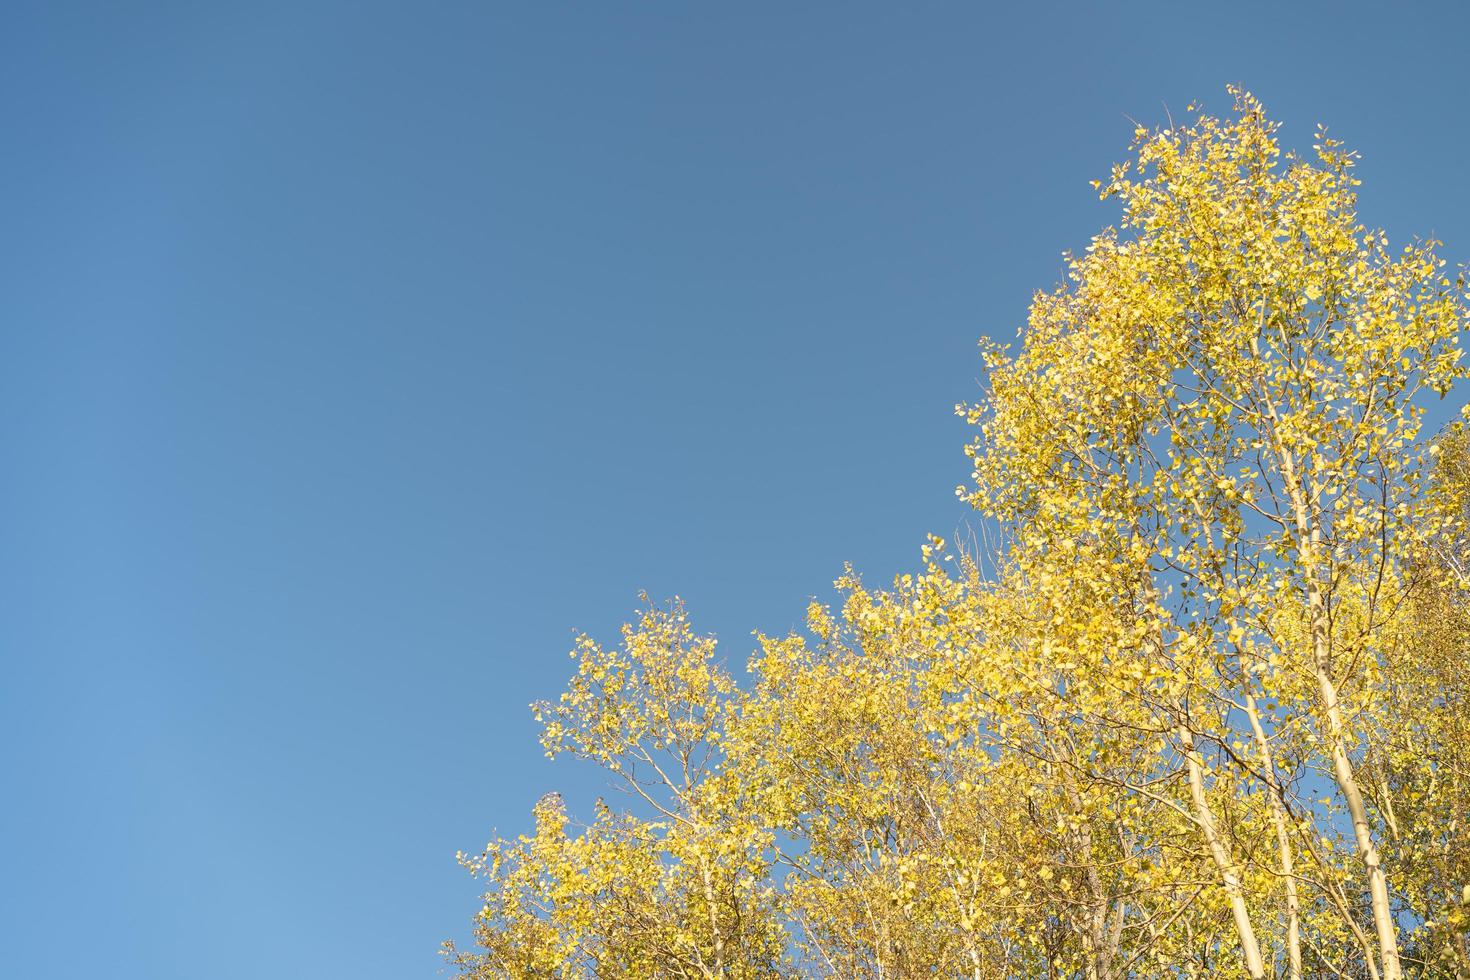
448,90,1470,979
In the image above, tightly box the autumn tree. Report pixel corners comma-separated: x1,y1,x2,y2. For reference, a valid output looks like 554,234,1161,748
961,87,1467,978
447,90,1469,979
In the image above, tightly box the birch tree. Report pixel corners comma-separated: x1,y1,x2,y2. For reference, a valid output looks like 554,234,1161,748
447,90,1469,979
962,88,1468,977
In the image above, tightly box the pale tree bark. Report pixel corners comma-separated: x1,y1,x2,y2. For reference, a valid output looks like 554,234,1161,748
1244,693,1302,980
1179,724,1267,979
1279,452,1402,980
1059,757,1111,980
1250,333,1403,980
698,858,726,977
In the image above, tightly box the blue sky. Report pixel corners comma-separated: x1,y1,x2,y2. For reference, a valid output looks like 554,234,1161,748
4,3,1469,977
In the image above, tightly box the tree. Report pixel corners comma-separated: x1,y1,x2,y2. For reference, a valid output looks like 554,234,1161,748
447,90,1470,979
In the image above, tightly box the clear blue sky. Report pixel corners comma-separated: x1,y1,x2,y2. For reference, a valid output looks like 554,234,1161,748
4,3,1468,977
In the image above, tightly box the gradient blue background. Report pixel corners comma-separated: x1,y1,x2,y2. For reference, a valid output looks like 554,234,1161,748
4,3,1469,977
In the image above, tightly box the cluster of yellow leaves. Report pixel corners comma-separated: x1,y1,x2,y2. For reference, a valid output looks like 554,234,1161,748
448,90,1470,979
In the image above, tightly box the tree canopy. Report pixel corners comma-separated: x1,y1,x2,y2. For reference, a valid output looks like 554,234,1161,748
446,90,1470,979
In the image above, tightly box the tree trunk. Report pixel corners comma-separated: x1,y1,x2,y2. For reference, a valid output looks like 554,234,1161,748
1245,693,1302,980
1180,724,1267,979
1281,459,1402,980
